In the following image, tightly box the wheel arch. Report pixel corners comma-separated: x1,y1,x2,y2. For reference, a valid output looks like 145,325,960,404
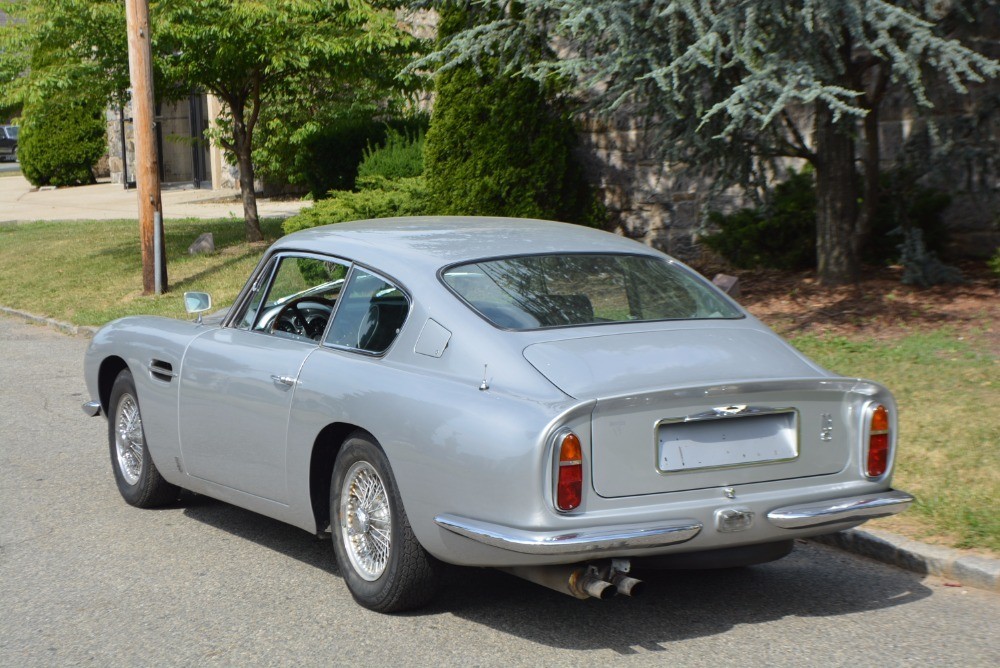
310,422,369,534
98,356,130,414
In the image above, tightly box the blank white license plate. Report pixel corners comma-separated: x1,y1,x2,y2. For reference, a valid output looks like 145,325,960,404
657,412,798,472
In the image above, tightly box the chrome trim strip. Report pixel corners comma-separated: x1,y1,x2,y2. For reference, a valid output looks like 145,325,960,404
767,490,914,529
434,514,702,555
82,400,102,417
677,405,792,423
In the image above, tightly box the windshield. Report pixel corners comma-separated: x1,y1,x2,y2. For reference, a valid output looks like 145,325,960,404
4,126,18,139
442,253,742,330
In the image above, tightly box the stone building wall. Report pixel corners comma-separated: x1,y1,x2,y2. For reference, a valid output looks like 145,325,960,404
578,116,744,261
106,104,136,186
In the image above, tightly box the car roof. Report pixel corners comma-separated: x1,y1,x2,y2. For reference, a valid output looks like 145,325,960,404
273,217,662,277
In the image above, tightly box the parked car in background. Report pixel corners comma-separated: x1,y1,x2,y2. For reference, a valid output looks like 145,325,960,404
0,125,18,161
81,217,913,612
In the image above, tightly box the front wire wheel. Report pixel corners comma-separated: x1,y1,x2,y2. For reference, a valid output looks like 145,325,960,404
107,369,178,507
114,392,144,485
331,432,437,612
341,461,393,581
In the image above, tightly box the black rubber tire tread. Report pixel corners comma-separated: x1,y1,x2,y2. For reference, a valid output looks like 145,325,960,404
107,369,179,508
330,431,437,612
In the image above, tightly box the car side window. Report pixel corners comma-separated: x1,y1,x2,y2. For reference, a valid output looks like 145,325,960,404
242,256,348,341
325,268,409,354
236,259,276,331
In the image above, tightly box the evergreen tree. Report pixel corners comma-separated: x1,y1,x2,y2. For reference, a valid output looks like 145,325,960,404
418,0,998,284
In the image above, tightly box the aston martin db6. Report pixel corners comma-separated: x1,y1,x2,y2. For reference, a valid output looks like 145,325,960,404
83,217,913,611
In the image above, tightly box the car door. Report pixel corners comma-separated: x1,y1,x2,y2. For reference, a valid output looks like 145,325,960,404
178,253,348,503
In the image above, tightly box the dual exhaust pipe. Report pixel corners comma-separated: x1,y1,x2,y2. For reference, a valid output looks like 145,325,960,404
501,560,643,600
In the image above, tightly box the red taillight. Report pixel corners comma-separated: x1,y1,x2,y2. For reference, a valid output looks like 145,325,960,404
866,405,890,477
556,433,583,511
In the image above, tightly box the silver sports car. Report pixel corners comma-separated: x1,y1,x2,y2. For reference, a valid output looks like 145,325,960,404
82,217,913,612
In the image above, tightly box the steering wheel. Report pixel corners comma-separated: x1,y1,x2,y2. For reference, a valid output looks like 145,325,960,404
271,297,335,340
356,304,381,350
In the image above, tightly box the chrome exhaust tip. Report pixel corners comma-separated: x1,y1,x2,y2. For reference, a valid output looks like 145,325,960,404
611,572,644,597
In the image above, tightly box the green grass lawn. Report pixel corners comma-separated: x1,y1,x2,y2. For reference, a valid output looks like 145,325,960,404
793,332,999,553
1,217,996,553
0,217,284,325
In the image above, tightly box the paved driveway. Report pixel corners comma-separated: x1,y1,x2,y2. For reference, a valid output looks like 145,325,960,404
1,315,998,666
0,174,307,223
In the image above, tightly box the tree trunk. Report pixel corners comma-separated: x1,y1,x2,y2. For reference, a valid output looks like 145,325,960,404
231,107,263,243
855,104,880,264
855,63,888,264
813,102,860,285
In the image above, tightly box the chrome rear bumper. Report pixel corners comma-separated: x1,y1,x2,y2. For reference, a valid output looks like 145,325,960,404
767,490,914,529
436,489,912,556
82,400,102,417
434,515,702,556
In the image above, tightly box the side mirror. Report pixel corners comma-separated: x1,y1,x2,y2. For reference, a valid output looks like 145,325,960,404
184,291,212,316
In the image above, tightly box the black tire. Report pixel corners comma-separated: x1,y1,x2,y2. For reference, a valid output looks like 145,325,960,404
107,369,179,507
330,431,437,612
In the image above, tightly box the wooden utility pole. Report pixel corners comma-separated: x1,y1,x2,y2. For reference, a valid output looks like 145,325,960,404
125,0,167,294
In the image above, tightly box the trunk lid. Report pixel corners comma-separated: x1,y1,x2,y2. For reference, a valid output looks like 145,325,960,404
522,328,824,399
523,328,855,498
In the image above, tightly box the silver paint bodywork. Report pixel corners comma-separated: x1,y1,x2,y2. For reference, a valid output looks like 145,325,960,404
83,217,911,568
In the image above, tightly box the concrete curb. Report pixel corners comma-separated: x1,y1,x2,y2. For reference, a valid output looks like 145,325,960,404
0,306,98,337
812,528,1000,593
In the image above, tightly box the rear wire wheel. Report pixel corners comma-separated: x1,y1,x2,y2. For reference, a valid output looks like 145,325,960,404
107,369,179,507
330,432,437,612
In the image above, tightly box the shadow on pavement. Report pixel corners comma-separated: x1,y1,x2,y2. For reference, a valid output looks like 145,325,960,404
181,495,932,654
180,494,336,575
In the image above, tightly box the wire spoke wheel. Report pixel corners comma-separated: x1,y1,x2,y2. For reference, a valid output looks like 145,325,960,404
114,394,144,486
106,369,178,508
340,461,392,581
331,433,437,611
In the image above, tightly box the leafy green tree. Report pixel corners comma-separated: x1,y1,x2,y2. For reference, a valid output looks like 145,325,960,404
156,0,421,241
420,0,998,284
0,0,130,185
0,0,131,110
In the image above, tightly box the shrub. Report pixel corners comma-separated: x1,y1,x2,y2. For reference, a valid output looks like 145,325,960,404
989,247,1000,278
898,227,963,287
703,167,953,272
18,91,106,187
357,129,425,181
424,64,602,227
254,112,429,200
702,170,817,270
282,176,431,235
864,168,952,265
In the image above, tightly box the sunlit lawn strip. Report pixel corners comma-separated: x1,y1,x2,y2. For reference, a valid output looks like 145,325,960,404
0,217,284,325
792,332,999,553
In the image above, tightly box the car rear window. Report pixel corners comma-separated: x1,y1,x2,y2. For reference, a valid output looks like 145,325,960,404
442,253,742,330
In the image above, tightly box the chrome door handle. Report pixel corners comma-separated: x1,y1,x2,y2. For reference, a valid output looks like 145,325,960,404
271,375,297,387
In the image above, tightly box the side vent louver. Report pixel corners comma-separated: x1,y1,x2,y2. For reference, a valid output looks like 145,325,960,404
148,359,176,383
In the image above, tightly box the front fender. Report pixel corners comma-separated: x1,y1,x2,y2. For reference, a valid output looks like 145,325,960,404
84,316,215,487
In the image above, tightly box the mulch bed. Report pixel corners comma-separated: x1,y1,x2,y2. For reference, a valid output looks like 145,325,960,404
691,260,999,351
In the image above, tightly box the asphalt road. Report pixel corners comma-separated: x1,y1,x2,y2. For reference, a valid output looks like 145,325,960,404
1,314,998,667
0,160,20,174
